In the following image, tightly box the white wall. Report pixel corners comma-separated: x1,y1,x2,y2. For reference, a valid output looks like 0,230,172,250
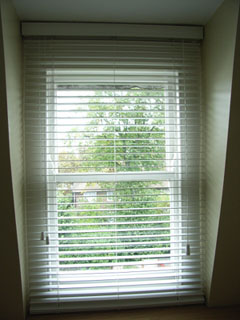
203,0,240,305
0,0,25,318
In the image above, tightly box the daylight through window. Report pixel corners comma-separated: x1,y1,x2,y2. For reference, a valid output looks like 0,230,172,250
24,40,204,314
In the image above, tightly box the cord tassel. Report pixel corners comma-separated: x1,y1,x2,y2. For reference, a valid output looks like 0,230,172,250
186,244,191,256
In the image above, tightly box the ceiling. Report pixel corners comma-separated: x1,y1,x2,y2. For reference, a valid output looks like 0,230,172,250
12,0,224,25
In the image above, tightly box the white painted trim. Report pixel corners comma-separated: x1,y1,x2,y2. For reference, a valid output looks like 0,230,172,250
56,172,177,183
21,22,203,39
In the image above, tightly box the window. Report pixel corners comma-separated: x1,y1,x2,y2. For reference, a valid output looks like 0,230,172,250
24,39,203,314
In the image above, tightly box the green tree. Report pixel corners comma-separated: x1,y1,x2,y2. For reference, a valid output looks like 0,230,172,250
57,88,171,270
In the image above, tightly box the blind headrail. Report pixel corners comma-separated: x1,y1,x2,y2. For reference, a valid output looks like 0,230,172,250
21,22,204,40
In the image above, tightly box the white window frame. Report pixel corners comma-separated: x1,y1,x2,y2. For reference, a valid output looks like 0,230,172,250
44,74,185,286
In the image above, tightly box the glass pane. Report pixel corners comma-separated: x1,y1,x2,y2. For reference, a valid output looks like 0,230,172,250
53,88,177,173
57,181,172,272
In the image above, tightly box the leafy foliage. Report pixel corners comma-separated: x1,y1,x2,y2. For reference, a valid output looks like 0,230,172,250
56,89,171,270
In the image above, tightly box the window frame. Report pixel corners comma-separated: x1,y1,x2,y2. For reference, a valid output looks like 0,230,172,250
44,77,185,288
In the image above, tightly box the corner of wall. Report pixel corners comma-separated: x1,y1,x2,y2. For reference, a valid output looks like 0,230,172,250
0,0,27,318
202,0,240,306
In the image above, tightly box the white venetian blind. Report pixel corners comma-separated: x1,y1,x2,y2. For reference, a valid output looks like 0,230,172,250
24,39,204,314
